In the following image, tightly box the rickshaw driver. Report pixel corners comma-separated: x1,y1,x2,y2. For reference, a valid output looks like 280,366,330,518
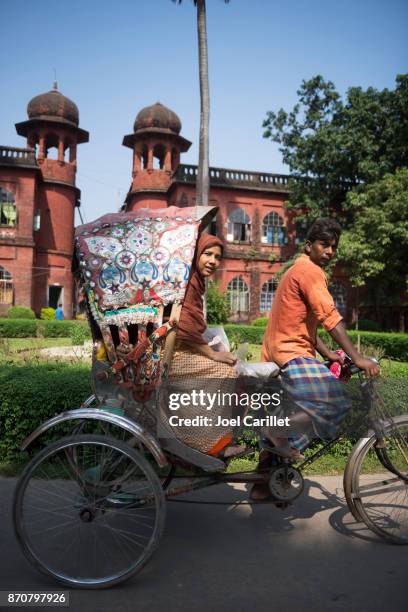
251,218,380,501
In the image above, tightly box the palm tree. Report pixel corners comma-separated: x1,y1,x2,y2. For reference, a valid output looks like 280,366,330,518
174,0,229,207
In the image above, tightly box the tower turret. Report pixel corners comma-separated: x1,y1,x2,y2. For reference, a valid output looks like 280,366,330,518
14,84,89,317
122,102,191,210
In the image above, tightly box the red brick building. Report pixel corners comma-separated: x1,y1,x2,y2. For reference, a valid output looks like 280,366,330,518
0,96,350,322
0,84,88,318
122,102,350,322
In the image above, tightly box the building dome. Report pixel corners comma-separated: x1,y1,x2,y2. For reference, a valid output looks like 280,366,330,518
27,84,79,126
134,102,181,134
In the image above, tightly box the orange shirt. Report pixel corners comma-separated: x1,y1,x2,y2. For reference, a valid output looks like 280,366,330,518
261,254,343,367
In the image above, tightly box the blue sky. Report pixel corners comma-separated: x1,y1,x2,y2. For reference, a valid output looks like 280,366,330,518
1,0,407,223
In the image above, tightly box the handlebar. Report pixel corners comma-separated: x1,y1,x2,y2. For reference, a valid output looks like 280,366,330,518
323,356,380,376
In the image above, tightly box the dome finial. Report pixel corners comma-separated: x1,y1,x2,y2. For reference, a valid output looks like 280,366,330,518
53,67,58,91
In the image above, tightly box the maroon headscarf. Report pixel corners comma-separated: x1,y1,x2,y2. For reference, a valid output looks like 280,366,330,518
176,234,224,345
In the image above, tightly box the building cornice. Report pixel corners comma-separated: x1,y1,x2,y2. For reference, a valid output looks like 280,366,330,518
174,164,291,194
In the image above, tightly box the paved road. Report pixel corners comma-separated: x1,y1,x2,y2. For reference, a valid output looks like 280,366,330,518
0,475,405,612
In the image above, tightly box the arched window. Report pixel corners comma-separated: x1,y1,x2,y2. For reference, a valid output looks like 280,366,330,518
262,212,286,245
227,276,249,314
260,278,278,312
0,266,13,304
0,187,17,226
330,281,347,316
227,208,251,243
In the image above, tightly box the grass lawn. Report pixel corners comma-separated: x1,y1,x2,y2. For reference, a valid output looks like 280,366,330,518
6,338,74,352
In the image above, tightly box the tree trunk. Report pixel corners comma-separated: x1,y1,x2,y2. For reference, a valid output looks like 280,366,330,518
196,0,210,207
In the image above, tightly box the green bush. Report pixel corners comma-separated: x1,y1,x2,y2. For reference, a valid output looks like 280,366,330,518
40,307,56,320
0,319,91,339
7,306,35,319
41,320,90,339
207,281,230,324
251,317,269,327
70,324,89,346
0,362,92,463
0,319,37,337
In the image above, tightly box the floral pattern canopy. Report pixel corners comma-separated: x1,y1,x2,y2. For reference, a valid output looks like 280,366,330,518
74,206,217,402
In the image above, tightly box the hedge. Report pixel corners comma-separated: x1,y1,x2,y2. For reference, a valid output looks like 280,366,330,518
1,361,406,465
318,330,408,362
0,319,38,338
1,319,406,360
225,325,408,361
0,319,91,339
0,362,92,463
252,317,381,332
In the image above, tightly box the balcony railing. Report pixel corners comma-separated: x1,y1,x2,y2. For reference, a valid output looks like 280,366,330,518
0,146,37,167
175,164,291,191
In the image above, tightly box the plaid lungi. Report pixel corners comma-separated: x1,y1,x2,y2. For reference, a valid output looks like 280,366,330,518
281,356,351,451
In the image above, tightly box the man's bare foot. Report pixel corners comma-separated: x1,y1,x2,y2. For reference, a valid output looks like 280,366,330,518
269,437,304,461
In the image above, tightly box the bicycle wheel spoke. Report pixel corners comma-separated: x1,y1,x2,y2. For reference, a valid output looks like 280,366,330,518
349,416,408,543
13,434,165,587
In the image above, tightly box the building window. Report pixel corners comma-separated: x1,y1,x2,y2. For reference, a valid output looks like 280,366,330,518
0,266,13,304
227,276,250,314
260,278,278,312
330,281,347,316
262,212,286,245
0,187,17,226
227,208,251,243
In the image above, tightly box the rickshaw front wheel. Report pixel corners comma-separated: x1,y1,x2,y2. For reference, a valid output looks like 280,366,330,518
345,415,408,544
13,434,166,588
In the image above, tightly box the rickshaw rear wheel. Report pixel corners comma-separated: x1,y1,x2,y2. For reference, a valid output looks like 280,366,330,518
13,434,166,588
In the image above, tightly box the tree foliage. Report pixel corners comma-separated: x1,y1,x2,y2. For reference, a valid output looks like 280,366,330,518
339,169,408,295
206,281,230,324
263,74,408,224
263,75,408,314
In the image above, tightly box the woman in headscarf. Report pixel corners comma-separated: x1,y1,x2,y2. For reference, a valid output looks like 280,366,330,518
168,234,241,456
173,233,236,366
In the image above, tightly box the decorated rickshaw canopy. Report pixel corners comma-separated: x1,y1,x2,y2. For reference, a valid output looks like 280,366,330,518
74,206,217,328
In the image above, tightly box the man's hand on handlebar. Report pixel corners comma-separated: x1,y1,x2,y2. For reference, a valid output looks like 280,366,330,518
353,356,380,378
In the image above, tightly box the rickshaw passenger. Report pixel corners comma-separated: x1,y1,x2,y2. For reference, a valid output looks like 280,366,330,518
168,234,241,457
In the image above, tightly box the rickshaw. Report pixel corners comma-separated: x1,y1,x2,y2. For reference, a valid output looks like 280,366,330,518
12,206,408,589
